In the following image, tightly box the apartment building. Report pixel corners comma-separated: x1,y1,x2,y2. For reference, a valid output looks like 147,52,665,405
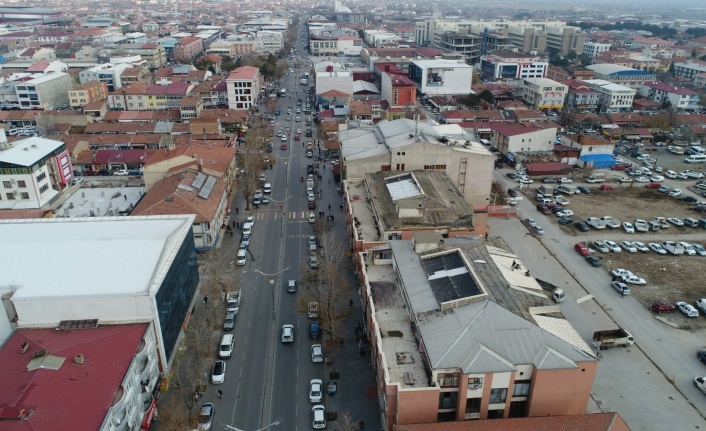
207,38,257,56
173,37,204,62
226,66,261,111
673,60,706,81
479,51,548,81
79,63,131,91
14,72,71,110
255,31,283,54
638,82,701,111
520,78,568,111
563,80,600,111
584,79,636,113
107,82,151,110
583,42,611,58
68,80,109,108
310,36,362,57
586,64,655,89
104,43,167,68
491,125,556,155
545,25,585,55
380,72,416,108
408,59,473,96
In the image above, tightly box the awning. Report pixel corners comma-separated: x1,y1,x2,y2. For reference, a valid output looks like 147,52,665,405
141,398,158,430
625,135,640,139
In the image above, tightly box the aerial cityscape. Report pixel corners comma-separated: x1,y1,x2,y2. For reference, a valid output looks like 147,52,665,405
1,1,706,431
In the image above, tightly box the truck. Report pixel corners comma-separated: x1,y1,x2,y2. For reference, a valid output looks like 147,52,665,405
585,172,606,183
556,185,577,195
300,78,308,85
599,216,621,229
537,279,565,303
662,241,684,255
538,184,554,196
593,328,634,350
585,217,606,229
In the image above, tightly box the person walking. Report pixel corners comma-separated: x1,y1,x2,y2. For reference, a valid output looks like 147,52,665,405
328,204,331,211
203,296,208,305
349,299,353,308
218,390,223,399
235,207,239,214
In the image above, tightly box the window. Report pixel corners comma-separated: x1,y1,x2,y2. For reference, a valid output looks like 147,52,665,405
424,164,446,170
36,172,46,182
381,165,391,171
2,181,11,188
6,192,15,200
489,388,507,404
39,184,49,194
20,192,29,200
467,377,483,389
513,381,530,397
438,391,458,409
437,372,460,388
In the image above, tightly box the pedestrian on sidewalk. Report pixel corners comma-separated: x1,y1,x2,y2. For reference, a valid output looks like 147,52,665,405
358,419,365,430
349,299,353,308
620,288,625,298
203,296,208,305
232,220,236,228
328,204,331,211
218,390,223,399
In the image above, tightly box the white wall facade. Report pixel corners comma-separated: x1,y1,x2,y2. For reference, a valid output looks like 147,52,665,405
409,60,473,96
583,42,611,58
315,72,353,96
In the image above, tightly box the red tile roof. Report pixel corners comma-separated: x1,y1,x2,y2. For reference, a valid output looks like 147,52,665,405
227,66,259,81
94,149,152,164
0,324,148,431
493,124,540,136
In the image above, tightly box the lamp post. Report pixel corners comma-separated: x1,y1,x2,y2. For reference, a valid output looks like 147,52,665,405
254,268,289,320
225,420,280,431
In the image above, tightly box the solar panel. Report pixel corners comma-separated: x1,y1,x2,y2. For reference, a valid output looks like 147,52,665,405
192,172,207,189
198,175,217,199
177,184,194,192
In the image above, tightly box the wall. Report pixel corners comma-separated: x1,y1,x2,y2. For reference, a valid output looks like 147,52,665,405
143,154,195,189
526,361,597,416
505,128,556,154
396,387,441,425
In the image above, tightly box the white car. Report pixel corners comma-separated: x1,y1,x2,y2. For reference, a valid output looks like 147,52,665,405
611,281,631,295
696,299,706,314
665,170,677,179
650,175,665,182
621,274,646,285
311,344,324,362
281,324,294,343
524,218,537,227
692,244,706,256
635,176,650,183
677,241,697,256
556,209,573,217
236,249,247,266
620,240,637,253
312,405,326,429
605,240,621,253
622,222,635,233
245,216,255,227
677,301,699,317
648,242,667,254
611,268,634,278
694,377,706,395
618,176,633,183
113,169,129,176
592,240,610,253
211,360,226,384
559,177,572,183
669,189,683,197
667,217,684,226
309,379,323,403
632,241,649,253
518,177,533,184
308,212,316,223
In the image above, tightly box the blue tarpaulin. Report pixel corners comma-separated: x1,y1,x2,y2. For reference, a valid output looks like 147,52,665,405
580,154,615,169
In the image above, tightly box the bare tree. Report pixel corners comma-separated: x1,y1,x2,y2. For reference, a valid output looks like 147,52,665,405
240,118,271,210
153,395,196,431
334,411,360,431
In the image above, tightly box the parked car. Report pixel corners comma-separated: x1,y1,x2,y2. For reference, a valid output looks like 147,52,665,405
651,302,676,313
532,225,544,235
576,186,590,194
632,241,649,253
669,188,683,197
311,344,324,363
558,217,573,225
678,241,697,255
645,182,661,189
692,244,706,256
585,255,601,267
286,279,298,293
309,379,323,403
198,403,215,430
648,242,668,254
281,324,295,343
308,255,319,269
611,281,631,295
559,178,572,183
605,240,621,252
223,312,236,331
508,188,517,197
677,302,700,317
620,240,638,253
211,360,226,384
696,299,706,314
667,217,684,226
611,268,633,278
600,184,615,190
621,274,646,285
622,222,635,233
658,185,671,193
574,243,590,256
592,240,610,253
113,169,129,176
574,221,590,232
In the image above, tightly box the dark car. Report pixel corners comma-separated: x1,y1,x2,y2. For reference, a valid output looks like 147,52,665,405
551,206,566,214
680,196,698,203
574,221,590,232
83,170,99,176
308,201,316,209
651,302,676,313
309,321,320,339
536,204,551,215
610,164,628,171
585,255,601,267
508,188,517,197
698,349,706,364
506,172,517,180
98,169,111,176
576,186,590,194
558,217,574,225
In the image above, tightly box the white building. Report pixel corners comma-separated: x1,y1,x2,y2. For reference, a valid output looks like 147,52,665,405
14,71,72,110
584,79,636,113
520,77,568,111
583,42,611,58
638,81,701,111
316,71,354,97
256,30,283,54
479,51,548,81
0,134,70,209
491,124,557,155
673,60,706,81
408,59,473,96
586,64,656,89
79,63,131,92
226,65,261,111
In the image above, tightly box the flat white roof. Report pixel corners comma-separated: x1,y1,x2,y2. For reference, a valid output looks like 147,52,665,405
0,215,196,300
411,59,472,69
0,137,64,166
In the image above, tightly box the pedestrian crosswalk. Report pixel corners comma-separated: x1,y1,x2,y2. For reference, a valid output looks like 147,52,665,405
247,210,314,220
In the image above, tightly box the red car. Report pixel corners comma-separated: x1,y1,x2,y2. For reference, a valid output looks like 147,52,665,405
651,302,676,313
536,204,551,215
600,184,615,191
280,143,287,150
574,243,590,256
610,164,628,171
645,182,661,189
83,170,99,176
294,134,300,141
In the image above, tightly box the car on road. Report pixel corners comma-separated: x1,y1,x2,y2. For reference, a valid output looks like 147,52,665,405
677,302,700,317
198,403,215,430
240,233,251,248
576,186,590,194
308,255,319,269
556,209,573,217
651,302,676,313
680,196,698,203
585,255,601,267
600,184,615,190
312,405,326,429
281,143,288,150
645,182,661,189
611,281,631,295
524,218,537,227
281,324,295,343
667,217,684,226
605,240,621,252
648,242,667,254
574,221,590,232
592,240,610,253
287,279,298,293
223,312,236,331
536,204,551,215
559,178,572,183
621,274,646,285
632,241,649,253
669,188,683,197
311,344,324,363
113,169,129,176
309,379,323,403
211,360,226,384
236,249,247,266
574,243,590,256
518,177,533,184
531,225,544,235
611,268,633,278
309,321,320,339
620,240,637,253
622,222,635,233
308,212,316,223
699,350,706,365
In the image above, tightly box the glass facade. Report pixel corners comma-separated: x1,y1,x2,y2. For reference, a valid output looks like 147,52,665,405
155,231,200,361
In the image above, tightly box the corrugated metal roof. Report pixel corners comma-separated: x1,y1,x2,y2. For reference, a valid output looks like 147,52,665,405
391,241,439,313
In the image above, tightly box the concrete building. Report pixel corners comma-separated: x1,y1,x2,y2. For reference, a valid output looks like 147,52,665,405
583,42,611,58
339,119,495,205
638,81,701,111
672,60,706,81
380,72,416,108
408,59,473,96
68,80,109,107
583,79,636,113
491,125,556,156
479,52,548,81
14,71,71,110
256,30,283,54
226,66,261,111
79,63,131,92
0,134,71,209
520,78,568,111
545,25,585,55
309,36,362,57
586,64,656,90
563,80,600,111
436,32,482,65
316,71,354,98
353,237,596,430
173,36,204,62
0,215,199,373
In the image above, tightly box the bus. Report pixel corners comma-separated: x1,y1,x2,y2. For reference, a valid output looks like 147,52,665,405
280,89,287,97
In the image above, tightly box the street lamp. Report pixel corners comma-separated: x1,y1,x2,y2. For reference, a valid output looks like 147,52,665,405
268,195,292,214
254,268,289,320
225,420,280,431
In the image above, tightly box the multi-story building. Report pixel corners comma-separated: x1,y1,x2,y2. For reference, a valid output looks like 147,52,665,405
563,79,600,111
583,42,611,58
673,60,706,81
107,82,151,110
79,63,131,92
380,72,416,108
479,51,548,81
491,125,556,155
584,79,636,113
0,134,71,209
192,78,229,108
520,78,568,111
68,80,109,107
694,73,706,88
208,38,258,57
104,43,167,68
586,64,655,89
179,96,204,120
545,25,585,55
638,81,701,111
173,36,204,62
14,71,71,110
408,59,473,96
144,82,195,110
226,66,261,111
436,32,482,65
505,25,546,53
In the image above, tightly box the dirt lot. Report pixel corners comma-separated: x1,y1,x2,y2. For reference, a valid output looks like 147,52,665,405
521,186,706,328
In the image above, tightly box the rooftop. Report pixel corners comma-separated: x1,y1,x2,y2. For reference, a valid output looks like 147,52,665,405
0,136,65,167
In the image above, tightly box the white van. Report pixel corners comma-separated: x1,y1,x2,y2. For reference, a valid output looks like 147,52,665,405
219,334,234,358
684,154,706,163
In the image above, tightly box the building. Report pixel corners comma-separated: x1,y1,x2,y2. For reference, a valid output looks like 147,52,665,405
694,73,706,88
256,30,283,54
408,59,473,96
479,52,548,81
584,79,636,113
79,63,131,92
68,80,109,107
563,80,600,111
545,25,585,55
672,60,706,81
316,71,354,99
0,134,71,209
628,55,660,72
354,237,596,430
226,66,261,111
14,71,71,110
0,215,199,372
520,78,568,111
0,323,161,431
380,72,416,108
393,413,630,431
583,42,611,58
339,119,495,205
491,125,556,155
173,36,204,62
436,32,482,64
638,82,701,111
586,64,656,89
